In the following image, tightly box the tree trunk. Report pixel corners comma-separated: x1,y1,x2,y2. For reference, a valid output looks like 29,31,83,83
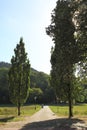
68,95,73,118
18,102,21,116
68,83,73,118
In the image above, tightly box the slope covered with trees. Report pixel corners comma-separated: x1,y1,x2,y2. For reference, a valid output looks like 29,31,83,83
0,61,55,104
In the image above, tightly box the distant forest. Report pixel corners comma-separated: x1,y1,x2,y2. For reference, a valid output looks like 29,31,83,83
0,61,55,104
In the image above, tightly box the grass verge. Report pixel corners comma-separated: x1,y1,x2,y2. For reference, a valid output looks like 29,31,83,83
0,104,41,124
49,104,87,118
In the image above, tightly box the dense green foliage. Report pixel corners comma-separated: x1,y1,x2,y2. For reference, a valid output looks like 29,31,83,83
8,38,30,115
46,0,87,118
73,0,87,103
0,68,9,104
75,0,87,78
29,70,55,103
46,0,77,118
1,62,87,105
0,62,55,104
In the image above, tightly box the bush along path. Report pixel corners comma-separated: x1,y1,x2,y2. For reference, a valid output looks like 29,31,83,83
0,106,87,130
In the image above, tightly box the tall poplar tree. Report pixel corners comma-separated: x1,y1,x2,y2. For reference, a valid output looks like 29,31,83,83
46,0,78,118
8,37,30,116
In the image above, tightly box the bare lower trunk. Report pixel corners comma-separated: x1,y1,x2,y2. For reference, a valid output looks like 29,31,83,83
68,96,73,118
18,102,21,116
68,83,73,118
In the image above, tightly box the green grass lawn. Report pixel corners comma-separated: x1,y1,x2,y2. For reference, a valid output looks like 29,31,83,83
49,104,87,117
0,104,41,123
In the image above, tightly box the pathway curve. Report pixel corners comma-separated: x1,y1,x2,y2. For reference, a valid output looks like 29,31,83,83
0,106,87,130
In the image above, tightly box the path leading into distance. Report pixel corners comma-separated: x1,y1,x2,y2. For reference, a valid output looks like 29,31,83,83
0,106,87,130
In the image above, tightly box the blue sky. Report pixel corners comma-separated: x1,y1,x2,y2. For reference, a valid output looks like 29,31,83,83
0,0,57,74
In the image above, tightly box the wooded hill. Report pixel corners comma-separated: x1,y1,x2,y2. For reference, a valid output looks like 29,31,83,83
0,62,55,104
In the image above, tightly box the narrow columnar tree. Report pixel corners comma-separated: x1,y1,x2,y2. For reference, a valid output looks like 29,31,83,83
8,37,30,116
46,0,78,118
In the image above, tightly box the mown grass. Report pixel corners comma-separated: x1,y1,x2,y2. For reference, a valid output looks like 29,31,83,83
0,104,41,123
50,104,87,117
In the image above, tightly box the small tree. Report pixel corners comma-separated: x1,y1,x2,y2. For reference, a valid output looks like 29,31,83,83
8,37,30,116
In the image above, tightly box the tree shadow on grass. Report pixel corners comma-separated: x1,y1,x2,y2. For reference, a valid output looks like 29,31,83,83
0,116,14,122
20,118,87,130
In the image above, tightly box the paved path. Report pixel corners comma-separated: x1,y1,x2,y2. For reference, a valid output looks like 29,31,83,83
0,106,87,130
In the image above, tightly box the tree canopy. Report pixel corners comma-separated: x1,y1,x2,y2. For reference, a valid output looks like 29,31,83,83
46,0,87,118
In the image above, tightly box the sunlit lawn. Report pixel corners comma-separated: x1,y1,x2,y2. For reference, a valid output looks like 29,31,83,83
0,104,41,123
50,104,87,118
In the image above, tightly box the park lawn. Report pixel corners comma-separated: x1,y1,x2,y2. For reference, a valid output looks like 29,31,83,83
0,104,41,123
50,104,87,118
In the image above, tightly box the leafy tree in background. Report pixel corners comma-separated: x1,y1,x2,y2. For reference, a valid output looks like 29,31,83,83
75,0,87,78
0,62,54,104
30,70,55,103
8,37,30,116
28,87,43,103
46,0,79,118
